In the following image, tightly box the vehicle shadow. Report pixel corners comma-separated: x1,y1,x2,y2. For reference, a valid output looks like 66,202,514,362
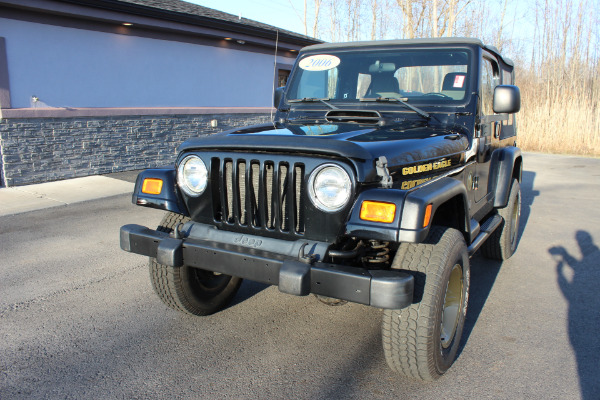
518,170,538,244
229,279,270,308
459,169,538,355
550,231,600,400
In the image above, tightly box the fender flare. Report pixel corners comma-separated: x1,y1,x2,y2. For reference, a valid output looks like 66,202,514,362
490,147,522,208
399,177,469,243
132,169,189,216
344,177,469,244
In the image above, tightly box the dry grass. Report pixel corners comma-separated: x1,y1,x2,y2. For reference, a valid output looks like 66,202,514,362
511,0,600,159
517,95,600,157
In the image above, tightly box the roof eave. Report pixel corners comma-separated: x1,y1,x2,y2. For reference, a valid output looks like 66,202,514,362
57,0,321,46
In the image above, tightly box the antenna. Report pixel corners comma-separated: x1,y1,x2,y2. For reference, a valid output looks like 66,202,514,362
271,29,279,128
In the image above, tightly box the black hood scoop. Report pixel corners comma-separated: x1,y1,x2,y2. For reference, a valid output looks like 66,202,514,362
325,110,382,124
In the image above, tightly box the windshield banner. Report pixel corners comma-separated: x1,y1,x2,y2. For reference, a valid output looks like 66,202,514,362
299,55,341,71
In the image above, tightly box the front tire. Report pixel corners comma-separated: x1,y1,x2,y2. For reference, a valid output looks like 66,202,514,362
382,226,470,381
149,212,243,316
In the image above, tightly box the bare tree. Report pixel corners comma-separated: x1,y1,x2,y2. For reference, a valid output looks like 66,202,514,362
371,0,378,40
446,0,473,37
312,0,323,37
495,0,508,51
430,0,439,37
395,0,427,39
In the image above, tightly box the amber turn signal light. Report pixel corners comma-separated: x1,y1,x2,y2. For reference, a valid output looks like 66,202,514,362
141,178,163,195
359,201,396,223
423,204,433,228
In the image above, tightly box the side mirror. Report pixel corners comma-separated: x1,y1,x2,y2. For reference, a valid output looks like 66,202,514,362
493,85,521,114
273,86,285,108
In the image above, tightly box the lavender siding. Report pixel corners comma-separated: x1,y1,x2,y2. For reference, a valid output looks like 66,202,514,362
0,17,295,109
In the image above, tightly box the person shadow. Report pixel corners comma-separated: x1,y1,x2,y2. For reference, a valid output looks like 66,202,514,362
550,231,600,400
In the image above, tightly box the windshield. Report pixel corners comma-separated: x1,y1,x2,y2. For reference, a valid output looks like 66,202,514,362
286,48,471,106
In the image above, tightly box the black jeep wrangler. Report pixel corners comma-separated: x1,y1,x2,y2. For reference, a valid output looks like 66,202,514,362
120,38,522,381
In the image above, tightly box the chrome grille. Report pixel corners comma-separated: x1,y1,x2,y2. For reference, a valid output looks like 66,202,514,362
214,158,305,234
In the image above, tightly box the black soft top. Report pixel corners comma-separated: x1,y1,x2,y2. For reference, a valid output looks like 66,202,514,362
302,37,514,67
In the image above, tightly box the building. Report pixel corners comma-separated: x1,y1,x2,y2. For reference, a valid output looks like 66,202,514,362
0,0,320,186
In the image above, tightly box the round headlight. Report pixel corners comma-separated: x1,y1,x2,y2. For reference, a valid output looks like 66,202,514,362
177,155,208,196
308,164,352,212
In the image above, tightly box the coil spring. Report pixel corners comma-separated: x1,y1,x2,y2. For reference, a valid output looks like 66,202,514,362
365,240,390,264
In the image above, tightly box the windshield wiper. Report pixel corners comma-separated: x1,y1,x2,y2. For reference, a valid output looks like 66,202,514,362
288,97,338,110
360,97,430,119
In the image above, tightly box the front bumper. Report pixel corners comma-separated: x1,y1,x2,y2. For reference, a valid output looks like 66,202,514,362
120,222,413,309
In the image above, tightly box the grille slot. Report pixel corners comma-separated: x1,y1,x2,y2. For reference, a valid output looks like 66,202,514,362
213,157,305,235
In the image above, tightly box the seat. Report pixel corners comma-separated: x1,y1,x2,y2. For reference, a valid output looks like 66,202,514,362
441,72,467,100
367,73,400,98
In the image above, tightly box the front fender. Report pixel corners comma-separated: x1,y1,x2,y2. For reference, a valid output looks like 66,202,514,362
132,169,189,216
399,177,469,242
344,177,469,243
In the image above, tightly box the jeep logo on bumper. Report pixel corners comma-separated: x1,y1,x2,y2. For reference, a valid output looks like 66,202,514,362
233,235,263,248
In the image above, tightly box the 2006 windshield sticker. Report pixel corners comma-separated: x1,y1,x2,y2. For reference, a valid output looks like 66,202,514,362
299,55,341,71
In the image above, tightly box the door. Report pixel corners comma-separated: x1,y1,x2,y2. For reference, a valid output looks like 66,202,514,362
474,56,499,203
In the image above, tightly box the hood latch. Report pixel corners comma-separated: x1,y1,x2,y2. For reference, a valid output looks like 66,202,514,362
376,156,393,189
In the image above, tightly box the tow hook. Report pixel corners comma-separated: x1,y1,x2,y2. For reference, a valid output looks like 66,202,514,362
172,223,184,239
298,242,317,264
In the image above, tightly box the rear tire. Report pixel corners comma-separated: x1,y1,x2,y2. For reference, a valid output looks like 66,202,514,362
482,178,521,260
382,226,470,381
149,212,242,316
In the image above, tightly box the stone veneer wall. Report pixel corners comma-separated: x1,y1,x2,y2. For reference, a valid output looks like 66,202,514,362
0,113,271,187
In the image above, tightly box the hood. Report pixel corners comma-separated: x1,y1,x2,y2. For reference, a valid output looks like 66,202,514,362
178,121,469,183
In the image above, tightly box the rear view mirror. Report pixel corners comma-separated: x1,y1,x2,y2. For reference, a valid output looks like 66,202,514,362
493,85,521,114
368,62,396,73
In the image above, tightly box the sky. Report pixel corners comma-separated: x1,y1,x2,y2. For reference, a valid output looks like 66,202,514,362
187,0,309,36
187,0,536,43
188,0,586,61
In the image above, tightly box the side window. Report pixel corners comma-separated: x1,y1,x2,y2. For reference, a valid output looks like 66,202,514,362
278,69,290,87
356,73,371,98
500,67,516,138
295,69,331,99
481,58,497,115
327,68,338,99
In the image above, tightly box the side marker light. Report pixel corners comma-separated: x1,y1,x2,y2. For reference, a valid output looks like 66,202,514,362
360,201,396,223
423,204,433,228
142,178,163,195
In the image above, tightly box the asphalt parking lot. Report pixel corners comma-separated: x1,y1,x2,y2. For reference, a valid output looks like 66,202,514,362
1,152,598,399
